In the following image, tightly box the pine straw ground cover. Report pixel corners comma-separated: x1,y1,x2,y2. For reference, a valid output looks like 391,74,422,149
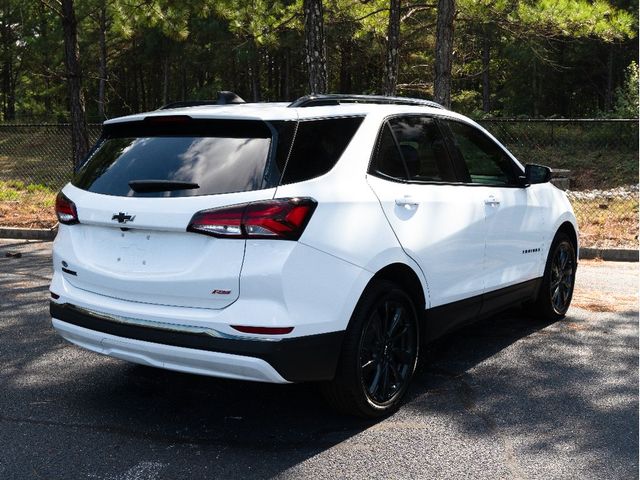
0,181,57,229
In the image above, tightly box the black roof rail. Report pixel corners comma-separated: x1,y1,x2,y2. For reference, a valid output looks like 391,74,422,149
288,94,445,109
159,91,245,109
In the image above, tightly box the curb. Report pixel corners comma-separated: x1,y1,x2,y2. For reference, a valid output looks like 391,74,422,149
0,227,637,262
0,227,57,241
580,247,639,262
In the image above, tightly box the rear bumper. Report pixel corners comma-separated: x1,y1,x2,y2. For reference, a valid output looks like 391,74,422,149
50,302,344,383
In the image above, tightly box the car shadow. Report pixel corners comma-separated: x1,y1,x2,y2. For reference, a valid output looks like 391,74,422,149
1,242,637,478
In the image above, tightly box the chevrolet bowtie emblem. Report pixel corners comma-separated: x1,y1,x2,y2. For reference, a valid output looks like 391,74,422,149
112,212,136,224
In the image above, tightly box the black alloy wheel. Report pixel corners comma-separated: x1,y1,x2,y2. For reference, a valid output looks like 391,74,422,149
321,280,419,417
549,241,575,315
358,298,418,406
532,232,577,320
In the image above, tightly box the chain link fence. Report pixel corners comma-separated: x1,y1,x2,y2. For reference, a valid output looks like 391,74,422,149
480,119,638,249
0,119,637,248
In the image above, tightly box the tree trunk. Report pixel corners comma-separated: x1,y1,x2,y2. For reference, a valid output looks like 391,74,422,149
162,55,169,105
1,57,15,121
481,28,490,113
284,49,290,100
61,0,89,171
303,0,328,94
339,42,352,93
0,8,16,121
434,0,455,108
532,59,539,116
604,45,614,112
97,0,108,119
250,44,262,102
39,3,52,115
383,0,401,96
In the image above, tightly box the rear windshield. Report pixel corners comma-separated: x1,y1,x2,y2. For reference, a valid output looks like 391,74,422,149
73,119,285,197
73,116,362,197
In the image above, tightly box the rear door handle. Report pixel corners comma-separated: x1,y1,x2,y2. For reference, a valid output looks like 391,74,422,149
395,196,419,209
484,195,500,206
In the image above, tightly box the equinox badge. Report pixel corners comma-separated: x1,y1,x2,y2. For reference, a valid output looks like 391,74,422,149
112,212,136,224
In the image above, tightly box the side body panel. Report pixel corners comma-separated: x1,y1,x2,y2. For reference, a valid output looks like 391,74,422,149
482,186,547,292
366,176,487,308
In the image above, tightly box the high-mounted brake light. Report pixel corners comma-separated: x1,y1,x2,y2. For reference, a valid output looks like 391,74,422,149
55,192,79,225
144,115,192,125
187,198,317,241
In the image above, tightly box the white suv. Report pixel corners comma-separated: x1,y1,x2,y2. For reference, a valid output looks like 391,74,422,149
50,93,578,417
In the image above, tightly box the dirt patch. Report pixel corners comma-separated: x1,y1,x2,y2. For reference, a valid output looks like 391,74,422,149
0,181,57,228
572,287,637,313
0,201,56,228
571,302,616,313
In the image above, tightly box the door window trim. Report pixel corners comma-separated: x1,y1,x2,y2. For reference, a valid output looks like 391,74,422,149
437,117,526,189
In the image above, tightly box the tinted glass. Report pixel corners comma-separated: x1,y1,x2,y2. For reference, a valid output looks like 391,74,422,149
280,117,364,185
445,120,518,186
73,119,278,197
369,123,407,179
388,116,456,182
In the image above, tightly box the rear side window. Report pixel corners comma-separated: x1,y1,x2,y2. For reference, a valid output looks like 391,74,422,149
369,123,407,179
279,117,364,185
73,119,289,197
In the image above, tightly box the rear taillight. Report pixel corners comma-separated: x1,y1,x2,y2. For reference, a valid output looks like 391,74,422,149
187,197,317,240
55,192,79,225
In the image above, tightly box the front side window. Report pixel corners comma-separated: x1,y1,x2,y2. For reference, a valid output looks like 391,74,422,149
444,120,519,186
369,115,456,182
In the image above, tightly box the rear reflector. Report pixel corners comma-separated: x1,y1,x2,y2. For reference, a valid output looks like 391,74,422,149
50,292,60,300
187,197,317,240
55,192,79,225
231,325,294,335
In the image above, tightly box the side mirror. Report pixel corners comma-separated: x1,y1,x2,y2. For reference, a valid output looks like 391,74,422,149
524,164,552,185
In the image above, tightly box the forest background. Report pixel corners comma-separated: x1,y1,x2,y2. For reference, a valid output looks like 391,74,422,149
0,0,637,248
1,0,637,127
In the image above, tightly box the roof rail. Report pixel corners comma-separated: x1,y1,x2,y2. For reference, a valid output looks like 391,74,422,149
159,91,245,110
288,94,445,109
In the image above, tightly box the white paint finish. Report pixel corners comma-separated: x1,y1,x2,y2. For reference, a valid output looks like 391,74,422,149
483,186,547,291
367,176,487,306
56,184,279,309
240,241,373,334
50,101,579,384
52,319,289,383
51,240,370,339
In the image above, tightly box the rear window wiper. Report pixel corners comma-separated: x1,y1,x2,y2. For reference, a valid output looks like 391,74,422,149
128,180,200,193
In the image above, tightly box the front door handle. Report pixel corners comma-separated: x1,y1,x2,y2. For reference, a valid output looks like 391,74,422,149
484,195,500,206
395,196,419,209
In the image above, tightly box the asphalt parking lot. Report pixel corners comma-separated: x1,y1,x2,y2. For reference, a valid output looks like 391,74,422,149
1,239,637,480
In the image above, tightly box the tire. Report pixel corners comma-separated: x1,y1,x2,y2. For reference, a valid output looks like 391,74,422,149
321,280,420,418
532,232,577,321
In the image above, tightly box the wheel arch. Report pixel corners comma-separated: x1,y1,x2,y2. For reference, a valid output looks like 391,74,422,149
364,262,427,313
557,221,578,252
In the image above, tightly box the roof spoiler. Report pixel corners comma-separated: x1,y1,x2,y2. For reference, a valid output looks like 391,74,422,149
159,91,246,110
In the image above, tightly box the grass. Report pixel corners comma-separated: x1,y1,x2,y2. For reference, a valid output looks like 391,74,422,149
0,180,57,229
0,179,636,249
571,197,639,249
483,120,639,190
0,122,637,246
